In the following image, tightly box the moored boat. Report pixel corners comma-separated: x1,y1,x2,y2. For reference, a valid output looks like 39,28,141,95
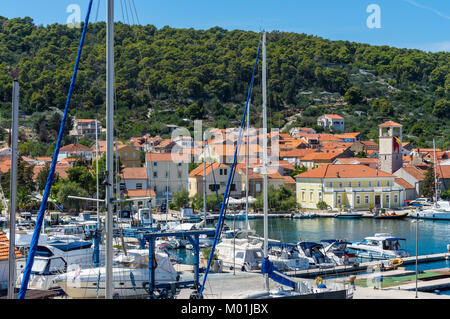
348,233,409,260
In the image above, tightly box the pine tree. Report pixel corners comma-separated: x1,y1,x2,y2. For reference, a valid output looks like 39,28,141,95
420,164,436,199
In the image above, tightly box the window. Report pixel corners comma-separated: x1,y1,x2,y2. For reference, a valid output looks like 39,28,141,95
310,192,313,201
337,195,341,205
329,182,333,188
209,184,220,191
394,195,398,203
256,183,261,192
356,196,361,205
124,152,128,158
387,181,390,187
136,183,142,190
219,169,223,175
153,172,158,178
231,184,236,191
132,152,136,159
348,182,352,188
377,181,380,187
339,182,343,188
153,162,157,167
358,181,361,187
224,169,228,176
368,181,372,187
386,195,390,204
365,195,369,204
302,192,305,201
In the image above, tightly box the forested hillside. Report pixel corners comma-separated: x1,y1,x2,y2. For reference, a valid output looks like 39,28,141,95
0,16,449,152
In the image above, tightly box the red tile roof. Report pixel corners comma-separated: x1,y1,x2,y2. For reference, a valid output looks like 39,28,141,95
322,114,344,120
189,163,230,177
0,231,23,261
121,167,147,180
124,189,156,198
379,121,402,127
301,152,344,161
146,152,190,162
295,164,394,179
395,178,415,190
401,165,425,181
60,144,92,152
280,149,316,159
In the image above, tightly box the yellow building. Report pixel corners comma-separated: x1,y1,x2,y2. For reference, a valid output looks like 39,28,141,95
295,164,405,210
118,145,141,168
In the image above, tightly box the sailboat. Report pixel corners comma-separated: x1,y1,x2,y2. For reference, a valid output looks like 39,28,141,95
410,139,450,220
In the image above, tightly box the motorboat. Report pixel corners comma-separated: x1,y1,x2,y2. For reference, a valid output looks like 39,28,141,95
134,208,154,226
15,239,101,292
296,242,335,269
348,233,409,260
215,238,264,271
334,209,364,219
320,240,357,266
373,210,409,219
267,243,309,271
54,249,180,298
292,211,317,219
48,224,86,240
410,206,450,220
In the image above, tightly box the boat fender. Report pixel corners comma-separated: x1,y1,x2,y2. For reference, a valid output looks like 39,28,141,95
315,277,323,287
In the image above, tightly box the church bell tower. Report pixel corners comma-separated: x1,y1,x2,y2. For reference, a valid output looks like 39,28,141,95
379,121,403,174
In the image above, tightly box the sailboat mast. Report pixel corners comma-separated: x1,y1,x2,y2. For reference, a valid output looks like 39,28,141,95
7,79,19,299
262,31,269,291
105,0,115,300
203,134,207,225
433,139,439,203
95,119,100,226
245,98,250,232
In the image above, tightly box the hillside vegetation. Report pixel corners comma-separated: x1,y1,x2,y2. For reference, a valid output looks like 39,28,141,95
0,17,449,151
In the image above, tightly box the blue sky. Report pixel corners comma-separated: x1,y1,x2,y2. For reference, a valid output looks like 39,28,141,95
2,0,450,52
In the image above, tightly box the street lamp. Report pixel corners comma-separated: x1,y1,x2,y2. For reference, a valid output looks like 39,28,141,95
412,219,424,298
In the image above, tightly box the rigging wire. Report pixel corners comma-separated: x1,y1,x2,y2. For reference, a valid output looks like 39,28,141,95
199,38,262,297
95,0,101,22
131,0,141,25
18,0,95,299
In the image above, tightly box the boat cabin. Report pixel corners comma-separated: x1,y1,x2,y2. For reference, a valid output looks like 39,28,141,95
49,225,85,238
363,234,406,251
31,256,67,276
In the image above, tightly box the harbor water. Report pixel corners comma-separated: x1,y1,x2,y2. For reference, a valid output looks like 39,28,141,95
176,217,450,270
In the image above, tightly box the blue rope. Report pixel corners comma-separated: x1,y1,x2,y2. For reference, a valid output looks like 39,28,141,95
18,0,94,299
199,39,261,296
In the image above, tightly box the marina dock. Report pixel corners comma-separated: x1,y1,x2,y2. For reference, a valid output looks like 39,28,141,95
282,252,450,279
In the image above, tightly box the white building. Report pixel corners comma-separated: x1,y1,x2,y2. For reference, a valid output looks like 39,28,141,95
145,153,190,206
317,114,345,132
70,119,102,139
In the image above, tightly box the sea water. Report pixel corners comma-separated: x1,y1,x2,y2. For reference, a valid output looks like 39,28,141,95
175,217,450,271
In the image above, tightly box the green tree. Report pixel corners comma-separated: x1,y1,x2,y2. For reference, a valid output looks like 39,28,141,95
420,164,436,199
433,99,450,118
344,87,364,105
36,164,61,192
56,181,88,213
173,189,189,209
